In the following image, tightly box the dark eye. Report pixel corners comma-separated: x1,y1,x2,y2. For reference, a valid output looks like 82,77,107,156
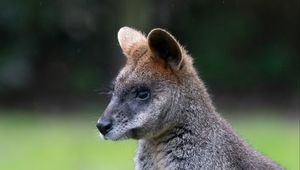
136,89,150,100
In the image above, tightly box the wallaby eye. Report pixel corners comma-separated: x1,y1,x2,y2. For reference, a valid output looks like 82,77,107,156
136,89,150,100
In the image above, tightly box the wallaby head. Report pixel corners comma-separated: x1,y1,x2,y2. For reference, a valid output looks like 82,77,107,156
96,27,213,141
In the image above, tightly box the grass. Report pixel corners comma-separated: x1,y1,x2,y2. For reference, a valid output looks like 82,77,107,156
0,110,298,170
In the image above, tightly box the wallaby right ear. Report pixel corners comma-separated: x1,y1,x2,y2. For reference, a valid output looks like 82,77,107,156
147,28,183,70
118,26,147,57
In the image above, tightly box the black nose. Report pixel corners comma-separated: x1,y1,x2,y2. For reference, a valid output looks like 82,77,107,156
96,119,112,135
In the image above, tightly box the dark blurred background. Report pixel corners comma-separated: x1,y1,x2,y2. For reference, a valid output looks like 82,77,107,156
0,0,299,112
0,1,299,170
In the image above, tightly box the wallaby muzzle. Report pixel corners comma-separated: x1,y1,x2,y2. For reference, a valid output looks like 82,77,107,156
96,98,117,136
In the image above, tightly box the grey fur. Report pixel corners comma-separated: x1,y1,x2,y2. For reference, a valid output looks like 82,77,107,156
97,27,282,170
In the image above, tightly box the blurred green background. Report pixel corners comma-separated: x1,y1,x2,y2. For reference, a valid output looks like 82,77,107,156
0,0,299,170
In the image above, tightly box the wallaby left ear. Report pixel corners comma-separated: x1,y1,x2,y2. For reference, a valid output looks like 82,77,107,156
147,28,182,70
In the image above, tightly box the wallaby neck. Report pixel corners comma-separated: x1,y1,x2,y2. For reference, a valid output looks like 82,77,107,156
178,76,216,115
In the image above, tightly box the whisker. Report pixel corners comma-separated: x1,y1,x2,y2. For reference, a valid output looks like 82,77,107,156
94,87,113,95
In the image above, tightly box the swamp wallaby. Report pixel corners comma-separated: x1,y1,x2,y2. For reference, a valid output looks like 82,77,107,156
96,27,281,170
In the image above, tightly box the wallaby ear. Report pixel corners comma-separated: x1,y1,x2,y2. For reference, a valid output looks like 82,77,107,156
147,28,182,70
118,26,147,56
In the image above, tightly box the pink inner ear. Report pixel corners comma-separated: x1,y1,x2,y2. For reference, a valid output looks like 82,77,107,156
117,27,147,56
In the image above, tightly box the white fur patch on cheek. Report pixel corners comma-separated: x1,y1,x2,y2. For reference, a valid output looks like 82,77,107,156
129,111,148,129
128,98,168,129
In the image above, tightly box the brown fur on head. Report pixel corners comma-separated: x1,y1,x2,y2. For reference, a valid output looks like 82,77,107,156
117,27,195,82
97,27,203,140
